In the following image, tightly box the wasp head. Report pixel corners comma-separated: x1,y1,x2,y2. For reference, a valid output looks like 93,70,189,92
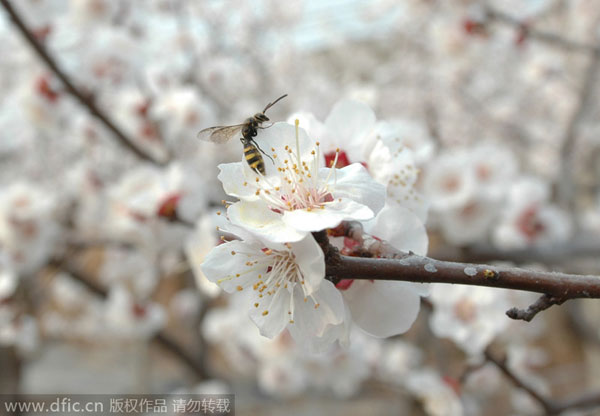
255,113,270,123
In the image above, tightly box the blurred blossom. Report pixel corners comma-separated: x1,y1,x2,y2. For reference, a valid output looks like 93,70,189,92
0,182,61,275
185,215,222,298
493,177,572,249
404,369,463,416
103,285,166,340
429,285,511,355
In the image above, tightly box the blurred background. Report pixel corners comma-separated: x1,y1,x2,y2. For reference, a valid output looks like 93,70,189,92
2,0,600,414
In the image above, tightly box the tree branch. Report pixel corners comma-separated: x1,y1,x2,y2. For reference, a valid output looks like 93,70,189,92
0,0,166,166
483,6,600,54
326,251,600,299
484,348,558,414
506,294,565,322
485,347,600,414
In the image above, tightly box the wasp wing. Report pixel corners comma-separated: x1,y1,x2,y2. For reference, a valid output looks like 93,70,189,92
196,125,243,143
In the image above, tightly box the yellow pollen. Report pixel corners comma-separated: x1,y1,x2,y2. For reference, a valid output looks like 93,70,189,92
336,148,340,152
289,320,294,324
231,251,236,255
254,303,259,308
271,147,275,152
216,211,221,215
304,297,308,302
316,141,320,146
236,286,243,291
235,273,240,277
314,303,320,309
255,177,259,182
255,190,260,195
262,310,269,316
264,249,272,255
243,181,248,186
295,119,300,127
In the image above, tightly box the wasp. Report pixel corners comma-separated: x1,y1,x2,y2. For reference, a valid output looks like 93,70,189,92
197,94,288,175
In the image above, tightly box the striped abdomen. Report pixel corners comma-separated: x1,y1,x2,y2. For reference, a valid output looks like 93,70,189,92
244,143,265,175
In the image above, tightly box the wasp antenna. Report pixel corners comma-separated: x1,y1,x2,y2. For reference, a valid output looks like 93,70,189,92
262,94,288,113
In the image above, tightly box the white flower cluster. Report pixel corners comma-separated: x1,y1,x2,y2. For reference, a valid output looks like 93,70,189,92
200,100,430,350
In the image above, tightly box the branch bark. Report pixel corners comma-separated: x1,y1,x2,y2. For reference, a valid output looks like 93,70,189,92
325,252,600,299
0,0,166,166
506,294,565,322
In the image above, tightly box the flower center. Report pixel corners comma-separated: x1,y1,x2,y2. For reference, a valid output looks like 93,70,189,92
250,121,342,214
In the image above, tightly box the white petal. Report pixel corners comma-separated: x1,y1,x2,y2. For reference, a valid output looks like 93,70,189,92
249,286,290,338
256,122,315,167
200,240,265,293
228,201,307,243
343,280,421,338
289,279,345,339
323,163,386,215
324,100,376,160
282,198,374,232
218,163,259,201
290,235,325,295
365,204,429,256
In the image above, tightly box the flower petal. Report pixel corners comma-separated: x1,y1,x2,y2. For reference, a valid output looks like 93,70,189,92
289,279,345,339
343,280,421,338
282,198,374,232
290,235,325,295
323,100,376,160
200,240,265,293
218,162,260,201
322,163,386,216
249,286,291,338
365,204,429,256
228,201,307,243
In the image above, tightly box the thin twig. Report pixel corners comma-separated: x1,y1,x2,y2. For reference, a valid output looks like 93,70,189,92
506,294,565,322
556,51,600,209
0,0,166,166
483,6,600,54
485,347,600,414
48,259,207,380
484,347,558,414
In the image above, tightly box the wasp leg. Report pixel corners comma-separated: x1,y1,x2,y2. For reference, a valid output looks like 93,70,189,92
256,123,275,129
251,139,274,164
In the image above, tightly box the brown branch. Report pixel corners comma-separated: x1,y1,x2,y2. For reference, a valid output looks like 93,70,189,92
506,294,565,322
556,50,600,209
484,348,558,414
552,391,600,414
48,258,208,380
0,0,166,166
485,347,600,414
483,6,600,54
326,251,600,299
